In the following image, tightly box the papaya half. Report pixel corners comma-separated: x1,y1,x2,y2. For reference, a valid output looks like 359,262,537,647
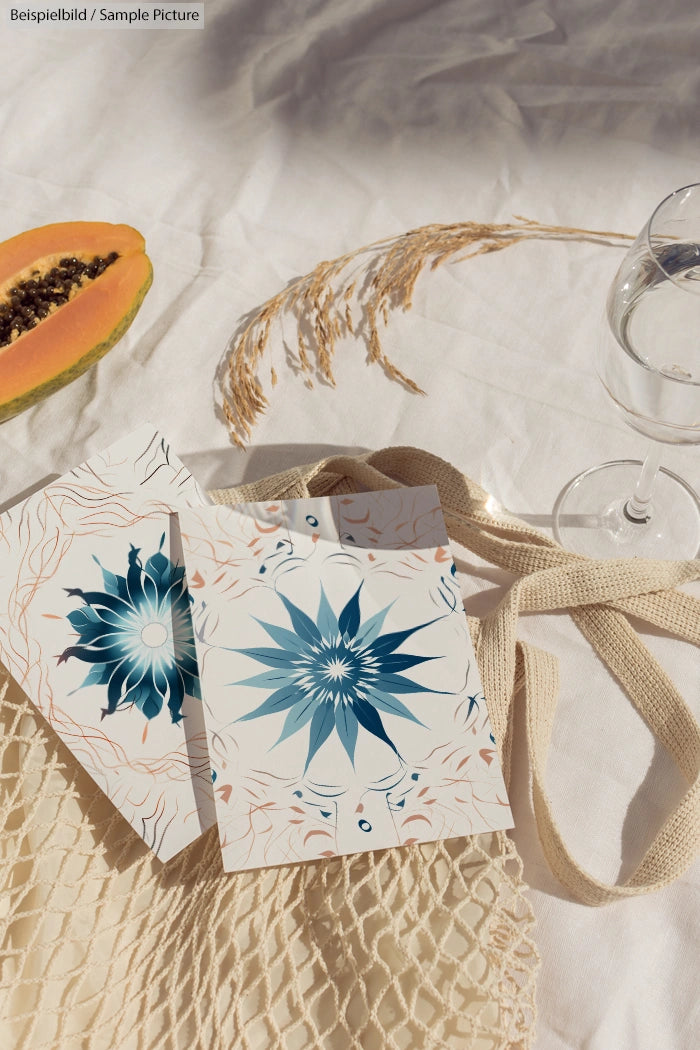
0,221,152,422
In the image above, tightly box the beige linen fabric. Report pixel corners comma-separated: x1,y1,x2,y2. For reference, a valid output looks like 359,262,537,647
2,445,698,1049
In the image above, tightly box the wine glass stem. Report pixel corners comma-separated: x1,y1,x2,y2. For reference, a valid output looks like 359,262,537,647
624,443,662,523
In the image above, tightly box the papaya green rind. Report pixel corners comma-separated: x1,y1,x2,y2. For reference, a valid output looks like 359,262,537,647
0,257,152,423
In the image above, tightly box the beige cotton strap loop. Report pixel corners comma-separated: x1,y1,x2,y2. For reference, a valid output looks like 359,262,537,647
517,558,700,611
517,637,700,904
213,445,700,904
612,589,700,643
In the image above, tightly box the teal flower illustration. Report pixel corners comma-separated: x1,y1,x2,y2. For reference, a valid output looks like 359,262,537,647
236,583,442,772
58,535,200,723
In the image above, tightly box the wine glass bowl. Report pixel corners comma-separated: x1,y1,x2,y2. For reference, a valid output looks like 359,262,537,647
553,183,700,559
601,189,700,444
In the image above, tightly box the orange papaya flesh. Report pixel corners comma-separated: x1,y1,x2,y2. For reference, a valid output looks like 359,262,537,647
0,222,152,423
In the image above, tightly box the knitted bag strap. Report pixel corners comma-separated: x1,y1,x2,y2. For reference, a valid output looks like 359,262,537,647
212,445,700,905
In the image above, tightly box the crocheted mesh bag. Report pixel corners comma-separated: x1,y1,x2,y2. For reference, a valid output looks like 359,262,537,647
0,449,540,1050
3,445,698,1049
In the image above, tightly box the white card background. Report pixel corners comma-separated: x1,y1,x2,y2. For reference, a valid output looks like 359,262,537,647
179,485,512,873
0,425,216,860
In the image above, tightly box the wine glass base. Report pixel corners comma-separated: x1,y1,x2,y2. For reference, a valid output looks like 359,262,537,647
553,460,700,559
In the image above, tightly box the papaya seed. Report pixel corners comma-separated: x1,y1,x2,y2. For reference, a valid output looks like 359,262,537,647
0,252,120,348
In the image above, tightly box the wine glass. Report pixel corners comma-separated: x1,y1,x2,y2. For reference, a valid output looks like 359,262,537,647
553,183,700,559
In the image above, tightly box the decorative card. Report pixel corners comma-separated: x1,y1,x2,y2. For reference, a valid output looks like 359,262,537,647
0,425,216,861
179,486,512,873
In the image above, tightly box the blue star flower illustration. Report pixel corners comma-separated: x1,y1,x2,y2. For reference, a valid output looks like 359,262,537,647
236,582,442,772
58,534,200,724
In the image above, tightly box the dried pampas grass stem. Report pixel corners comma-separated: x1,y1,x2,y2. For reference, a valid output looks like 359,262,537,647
221,218,632,447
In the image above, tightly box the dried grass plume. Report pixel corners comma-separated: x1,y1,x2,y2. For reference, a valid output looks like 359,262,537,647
221,218,632,448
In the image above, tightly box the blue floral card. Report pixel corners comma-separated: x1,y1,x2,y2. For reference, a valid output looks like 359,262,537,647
0,425,216,860
178,486,513,873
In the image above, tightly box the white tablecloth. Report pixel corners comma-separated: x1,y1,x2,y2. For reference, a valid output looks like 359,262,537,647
2,2,698,1047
